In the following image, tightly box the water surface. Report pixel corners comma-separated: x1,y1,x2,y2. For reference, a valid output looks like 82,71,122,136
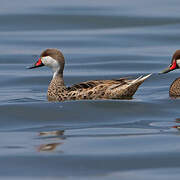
1,0,180,179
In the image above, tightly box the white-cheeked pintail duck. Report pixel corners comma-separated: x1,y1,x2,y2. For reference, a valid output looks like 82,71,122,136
160,49,180,97
29,48,151,101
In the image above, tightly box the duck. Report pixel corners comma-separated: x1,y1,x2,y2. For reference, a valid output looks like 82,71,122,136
160,49,180,97
29,48,151,101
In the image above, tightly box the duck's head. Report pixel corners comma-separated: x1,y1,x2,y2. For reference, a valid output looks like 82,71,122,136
29,48,65,75
159,49,180,74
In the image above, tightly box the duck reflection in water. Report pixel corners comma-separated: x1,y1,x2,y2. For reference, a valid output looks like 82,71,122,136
39,130,65,136
37,130,65,152
37,143,62,152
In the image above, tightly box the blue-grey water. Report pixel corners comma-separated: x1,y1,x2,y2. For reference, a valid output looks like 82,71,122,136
1,0,180,179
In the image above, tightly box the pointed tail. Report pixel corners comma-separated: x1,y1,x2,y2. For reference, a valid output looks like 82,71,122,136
129,74,152,86
116,74,152,98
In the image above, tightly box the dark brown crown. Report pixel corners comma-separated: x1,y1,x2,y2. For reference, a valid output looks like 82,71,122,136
172,49,180,63
41,48,65,64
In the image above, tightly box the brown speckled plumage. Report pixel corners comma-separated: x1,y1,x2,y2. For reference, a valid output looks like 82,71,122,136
47,76,150,101
30,48,151,102
169,78,180,97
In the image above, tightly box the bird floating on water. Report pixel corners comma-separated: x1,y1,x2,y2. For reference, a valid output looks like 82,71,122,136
29,48,151,101
160,49,180,97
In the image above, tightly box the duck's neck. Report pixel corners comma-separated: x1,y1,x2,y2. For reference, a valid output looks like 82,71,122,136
52,73,65,86
47,72,66,101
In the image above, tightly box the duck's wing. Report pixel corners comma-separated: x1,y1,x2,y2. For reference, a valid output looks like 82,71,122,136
66,78,129,91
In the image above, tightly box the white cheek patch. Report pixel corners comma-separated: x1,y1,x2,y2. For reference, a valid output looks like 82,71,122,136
41,56,60,72
176,59,180,68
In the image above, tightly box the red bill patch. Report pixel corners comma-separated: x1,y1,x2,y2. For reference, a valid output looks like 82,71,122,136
35,58,42,66
170,60,177,70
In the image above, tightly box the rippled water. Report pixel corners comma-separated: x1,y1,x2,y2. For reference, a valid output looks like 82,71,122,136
1,0,180,179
